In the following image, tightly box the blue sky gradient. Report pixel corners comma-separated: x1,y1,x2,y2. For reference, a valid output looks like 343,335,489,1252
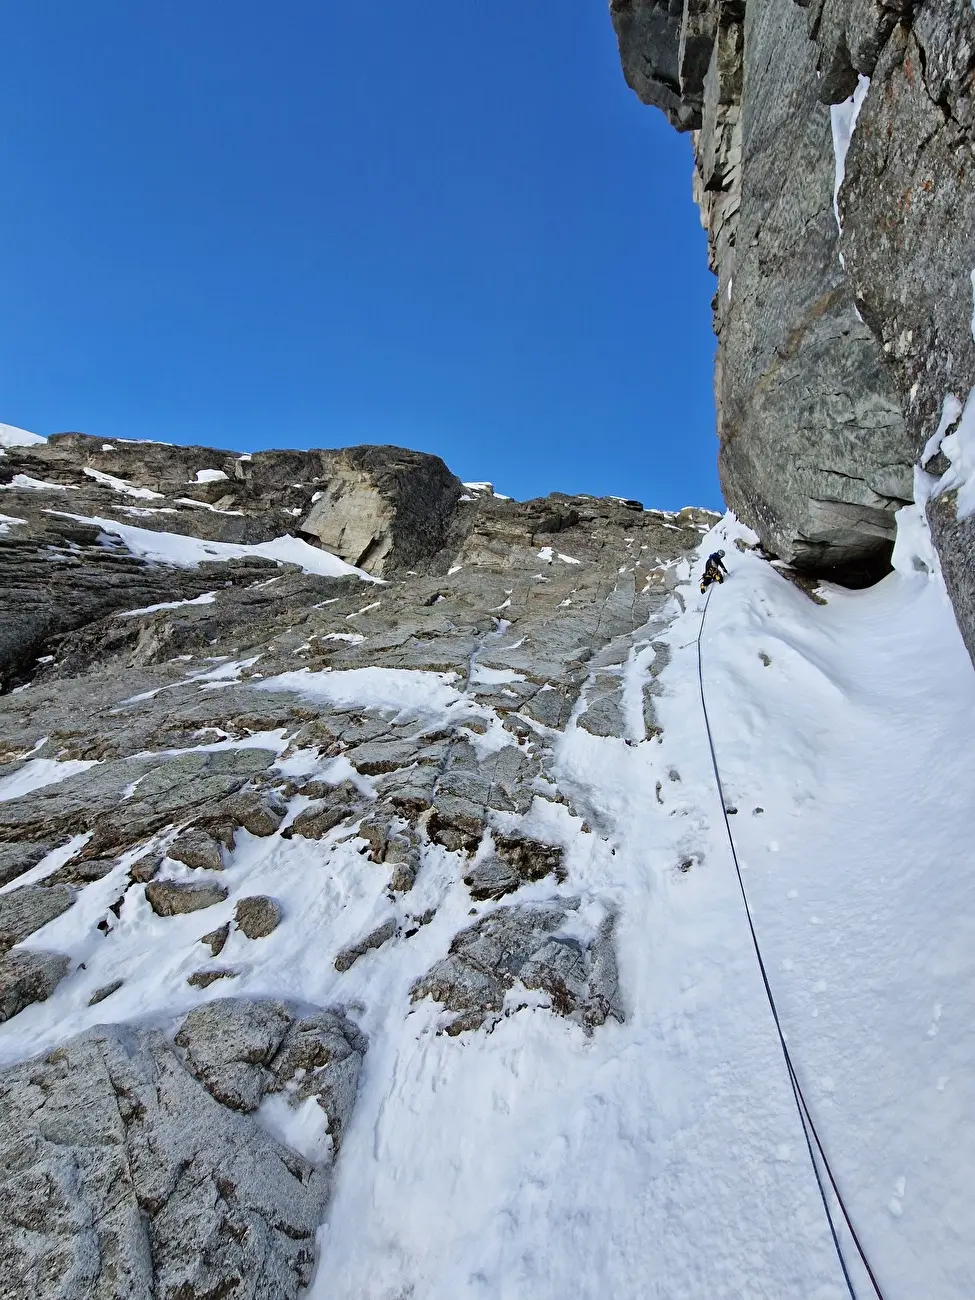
0,2,720,510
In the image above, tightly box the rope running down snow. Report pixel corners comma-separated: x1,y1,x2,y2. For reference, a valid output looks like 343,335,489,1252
695,582,888,1300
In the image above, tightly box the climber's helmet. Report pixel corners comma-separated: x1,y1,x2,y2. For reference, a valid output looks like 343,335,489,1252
716,549,725,558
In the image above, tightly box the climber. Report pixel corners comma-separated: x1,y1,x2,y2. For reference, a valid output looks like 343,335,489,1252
700,549,729,595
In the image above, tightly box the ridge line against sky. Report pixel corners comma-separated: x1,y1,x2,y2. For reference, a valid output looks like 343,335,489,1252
0,1,720,511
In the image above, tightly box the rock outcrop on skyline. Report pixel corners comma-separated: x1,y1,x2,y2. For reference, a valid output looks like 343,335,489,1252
610,0,975,651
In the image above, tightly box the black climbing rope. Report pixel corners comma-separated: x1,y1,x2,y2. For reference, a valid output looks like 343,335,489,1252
696,584,888,1300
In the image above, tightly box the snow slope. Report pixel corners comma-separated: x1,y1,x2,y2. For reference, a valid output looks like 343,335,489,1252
0,423,45,450
2,512,973,1297
307,521,975,1300
51,511,380,581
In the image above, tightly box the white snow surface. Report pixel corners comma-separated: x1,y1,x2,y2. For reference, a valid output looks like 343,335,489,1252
928,269,975,520
256,1092,333,1167
174,497,245,516
49,512,379,581
257,666,465,724
190,468,228,483
0,423,45,449
1,474,76,492
935,385,975,520
0,757,99,806
830,75,870,235
537,545,581,565
118,592,217,618
1,513,974,1296
83,467,164,500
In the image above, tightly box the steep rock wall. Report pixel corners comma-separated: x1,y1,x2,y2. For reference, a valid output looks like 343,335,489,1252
611,0,975,647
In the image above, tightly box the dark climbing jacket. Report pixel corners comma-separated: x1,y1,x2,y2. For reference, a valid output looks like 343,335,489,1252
700,552,728,593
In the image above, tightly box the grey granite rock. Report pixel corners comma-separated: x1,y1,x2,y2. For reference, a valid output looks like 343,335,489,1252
88,978,124,1006
213,789,287,837
201,922,231,957
927,493,975,666
168,827,226,872
0,999,366,1298
346,735,432,774
384,834,422,893
0,884,74,955
464,835,566,901
175,998,292,1111
187,967,239,989
0,748,272,857
462,858,523,902
0,949,70,1023
298,444,463,576
716,0,911,580
46,855,120,887
412,902,624,1035
494,834,566,884
235,895,282,940
0,843,53,889
145,879,229,916
334,918,398,973
830,4,975,649
610,0,702,130
0,436,717,1288
287,800,354,841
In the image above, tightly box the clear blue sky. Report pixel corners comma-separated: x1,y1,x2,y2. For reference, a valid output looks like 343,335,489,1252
0,2,720,510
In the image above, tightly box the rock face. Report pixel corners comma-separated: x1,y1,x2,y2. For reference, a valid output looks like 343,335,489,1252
0,998,365,1299
412,901,623,1035
145,879,229,916
298,444,464,574
0,433,460,686
0,431,718,1291
464,835,566,901
0,951,70,1024
235,895,282,939
167,827,226,872
0,884,73,954
610,0,701,130
611,0,975,638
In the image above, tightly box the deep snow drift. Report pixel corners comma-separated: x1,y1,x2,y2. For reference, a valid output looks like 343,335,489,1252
3,507,974,1298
